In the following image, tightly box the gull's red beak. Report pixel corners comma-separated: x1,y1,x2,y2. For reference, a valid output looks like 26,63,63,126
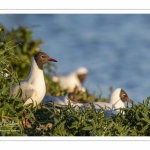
49,58,57,62
126,98,134,104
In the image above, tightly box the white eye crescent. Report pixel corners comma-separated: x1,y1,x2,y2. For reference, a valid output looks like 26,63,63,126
122,94,126,97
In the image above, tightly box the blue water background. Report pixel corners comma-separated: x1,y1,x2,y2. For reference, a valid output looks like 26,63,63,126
1,14,150,103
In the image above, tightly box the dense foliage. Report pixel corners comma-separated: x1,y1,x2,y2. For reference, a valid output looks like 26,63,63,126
0,25,150,136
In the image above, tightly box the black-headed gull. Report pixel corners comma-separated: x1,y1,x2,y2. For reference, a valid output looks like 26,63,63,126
43,88,133,116
83,88,133,116
13,52,57,107
52,67,88,92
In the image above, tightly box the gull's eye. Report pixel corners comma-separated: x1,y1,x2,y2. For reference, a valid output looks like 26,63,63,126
41,55,46,58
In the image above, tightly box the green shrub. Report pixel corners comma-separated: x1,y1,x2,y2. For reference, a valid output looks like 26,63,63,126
0,28,36,135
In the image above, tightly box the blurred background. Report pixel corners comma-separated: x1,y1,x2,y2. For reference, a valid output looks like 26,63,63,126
1,14,150,103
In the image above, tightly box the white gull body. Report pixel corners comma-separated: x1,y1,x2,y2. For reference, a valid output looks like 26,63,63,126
43,94,84,108
52,67,88,92
13,52,57,107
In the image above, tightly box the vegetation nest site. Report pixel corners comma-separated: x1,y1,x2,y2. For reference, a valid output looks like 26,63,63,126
0,26,150,136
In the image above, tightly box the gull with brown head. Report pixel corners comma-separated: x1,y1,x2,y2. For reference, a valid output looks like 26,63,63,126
13,51,57,107
83,88,133,116
52,67,88,93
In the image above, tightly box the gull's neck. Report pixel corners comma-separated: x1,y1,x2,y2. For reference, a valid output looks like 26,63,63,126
27,58,43,83
115,99,125,106
110,98,125,110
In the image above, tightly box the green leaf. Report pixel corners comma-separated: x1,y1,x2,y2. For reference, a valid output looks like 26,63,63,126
81,126,93,131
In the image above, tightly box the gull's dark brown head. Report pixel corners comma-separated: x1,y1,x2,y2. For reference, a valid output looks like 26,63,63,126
77,74,87,84
68,93,80,102
75,67,88,84
68,90,93,104
34,52,57,70
120,89,133,104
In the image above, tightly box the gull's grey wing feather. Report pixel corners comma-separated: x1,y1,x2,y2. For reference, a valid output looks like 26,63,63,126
12,82,35,99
